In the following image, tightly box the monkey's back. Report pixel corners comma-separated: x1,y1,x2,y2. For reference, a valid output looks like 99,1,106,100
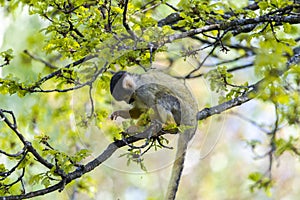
138,70,198,129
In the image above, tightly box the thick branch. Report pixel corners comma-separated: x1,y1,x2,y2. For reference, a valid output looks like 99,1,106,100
157,2,259,27
3,123,162,199
158,13,300,47
197,92,252,120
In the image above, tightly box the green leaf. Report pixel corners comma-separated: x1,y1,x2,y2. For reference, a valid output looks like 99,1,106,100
29,174,44,185
248,172,263,182
0,164,7,173
71,149,92,163
41,177,51,188
283,23,292,33
275,137,298,156
0,48,14,64
258,1,269,10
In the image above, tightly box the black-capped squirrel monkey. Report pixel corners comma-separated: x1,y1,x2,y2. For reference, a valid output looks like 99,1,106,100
110,70,198,200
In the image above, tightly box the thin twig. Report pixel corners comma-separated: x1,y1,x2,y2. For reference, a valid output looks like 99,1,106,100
0,151,28,179
0,146,26,157
32,54,98,89
123,0,137,40
0,110,54,170
23,50,58,69
185,43,219,78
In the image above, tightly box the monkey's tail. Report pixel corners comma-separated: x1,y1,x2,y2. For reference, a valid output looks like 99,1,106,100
165,130,191,200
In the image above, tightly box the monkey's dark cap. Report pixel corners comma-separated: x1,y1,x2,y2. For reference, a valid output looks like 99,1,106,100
110,71,127,94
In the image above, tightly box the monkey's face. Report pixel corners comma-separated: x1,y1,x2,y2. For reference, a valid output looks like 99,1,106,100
110,71,136,103
111,84,133,103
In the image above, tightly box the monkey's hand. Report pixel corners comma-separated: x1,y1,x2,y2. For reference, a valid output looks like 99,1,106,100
110,110,131,120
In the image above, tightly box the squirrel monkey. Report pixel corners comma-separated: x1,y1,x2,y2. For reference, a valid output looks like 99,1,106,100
110,70,198,200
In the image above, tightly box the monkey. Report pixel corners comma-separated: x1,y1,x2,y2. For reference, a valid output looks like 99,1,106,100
110,70,198,200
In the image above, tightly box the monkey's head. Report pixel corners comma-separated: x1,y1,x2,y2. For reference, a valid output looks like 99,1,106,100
110,71,137,103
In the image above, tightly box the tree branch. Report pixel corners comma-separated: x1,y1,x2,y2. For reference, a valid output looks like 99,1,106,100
157,11,300,48
197,45,300,120
25,63,107,93
197,88,253,120
23,50,58,69
122,0,137,40
31,54,98,89
0,110,54,170
2,121,163,199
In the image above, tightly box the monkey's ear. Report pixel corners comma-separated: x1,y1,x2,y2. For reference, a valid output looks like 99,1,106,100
122,74,136,90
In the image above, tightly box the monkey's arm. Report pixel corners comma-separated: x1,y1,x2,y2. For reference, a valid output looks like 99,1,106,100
110,110,131,120
110,107,145,120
